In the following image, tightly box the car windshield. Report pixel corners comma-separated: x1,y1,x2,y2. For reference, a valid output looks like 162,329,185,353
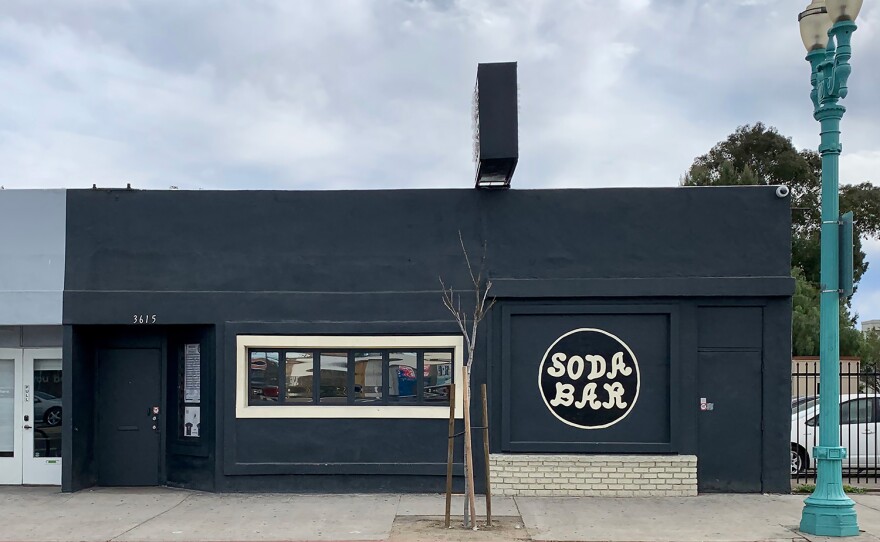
34,391,57,401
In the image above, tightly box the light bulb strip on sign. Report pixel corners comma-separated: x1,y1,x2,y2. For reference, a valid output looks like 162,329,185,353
537,328,641,430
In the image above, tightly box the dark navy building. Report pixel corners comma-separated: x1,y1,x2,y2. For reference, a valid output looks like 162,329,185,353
0,184,793,495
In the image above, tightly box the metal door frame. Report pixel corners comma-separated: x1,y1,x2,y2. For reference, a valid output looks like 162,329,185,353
22,348,62,485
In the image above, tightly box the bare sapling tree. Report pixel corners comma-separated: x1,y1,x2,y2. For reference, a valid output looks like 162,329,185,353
439,231,495,529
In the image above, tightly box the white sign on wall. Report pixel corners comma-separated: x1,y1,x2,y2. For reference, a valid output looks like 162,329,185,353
184,344,200,403
183,406,200,438
538,328,640,430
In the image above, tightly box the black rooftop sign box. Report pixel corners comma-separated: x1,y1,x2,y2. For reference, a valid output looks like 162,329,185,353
473,62,518,188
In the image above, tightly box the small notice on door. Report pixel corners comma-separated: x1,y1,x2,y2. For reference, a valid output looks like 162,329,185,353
184,344,201,403
183,406,200,437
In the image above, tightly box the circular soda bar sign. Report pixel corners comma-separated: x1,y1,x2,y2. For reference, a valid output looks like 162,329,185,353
538,328,640,429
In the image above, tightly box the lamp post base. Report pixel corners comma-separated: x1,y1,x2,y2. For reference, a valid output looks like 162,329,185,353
800,498,859,537
799,448,859,536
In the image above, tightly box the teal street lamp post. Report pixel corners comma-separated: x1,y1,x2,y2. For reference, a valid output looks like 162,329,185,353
798,0,863,537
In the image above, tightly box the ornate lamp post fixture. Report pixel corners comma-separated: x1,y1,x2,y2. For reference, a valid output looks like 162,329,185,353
798,0,863,537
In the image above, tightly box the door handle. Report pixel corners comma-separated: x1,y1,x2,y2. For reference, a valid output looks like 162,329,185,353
23,424,32,430
864,430,874,435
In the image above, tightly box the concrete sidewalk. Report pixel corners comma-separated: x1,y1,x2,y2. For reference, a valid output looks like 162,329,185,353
3,487,880,542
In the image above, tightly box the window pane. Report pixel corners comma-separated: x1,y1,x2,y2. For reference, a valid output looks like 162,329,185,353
424,351,453,404
285,352,314,403
0,359,13,457
33,359,62,457
249,350,280,403
389,352,418,403
319,352,348,403
354,352,383,403
841,399,873,424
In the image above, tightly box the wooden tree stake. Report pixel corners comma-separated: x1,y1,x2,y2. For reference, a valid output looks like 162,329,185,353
444,384,456,529
463,369,477,527
481,383,492,527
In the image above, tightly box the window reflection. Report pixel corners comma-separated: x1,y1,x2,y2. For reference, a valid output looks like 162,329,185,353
246,347,454,407
319,352,348,403
389,352,417,403
249,350,280,403
354,352,383,403
841,398,875,425
424,352,453,404
0,359,15,457
285,352,313,403
33,360,62,458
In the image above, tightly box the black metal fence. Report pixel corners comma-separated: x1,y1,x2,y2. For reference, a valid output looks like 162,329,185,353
792,359,880,485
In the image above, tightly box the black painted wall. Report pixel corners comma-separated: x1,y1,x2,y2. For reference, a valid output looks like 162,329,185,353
62,325,95,492
63,187,793,493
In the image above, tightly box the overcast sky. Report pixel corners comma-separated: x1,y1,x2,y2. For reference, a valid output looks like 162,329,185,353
1,1,879,320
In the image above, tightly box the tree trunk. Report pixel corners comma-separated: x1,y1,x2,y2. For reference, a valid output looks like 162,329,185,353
462,367,477,528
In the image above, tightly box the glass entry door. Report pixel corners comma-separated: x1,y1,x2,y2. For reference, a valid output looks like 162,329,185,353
0,349,23,485
23,349,62,485
0,348,61,485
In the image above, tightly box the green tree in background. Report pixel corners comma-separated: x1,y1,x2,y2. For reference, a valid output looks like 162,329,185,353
861,331,880,390
682,123,880,358
791,267,821,356
790,267,863,357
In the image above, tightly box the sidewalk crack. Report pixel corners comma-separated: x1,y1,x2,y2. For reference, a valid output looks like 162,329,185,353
855,498,880,514
107,491,192,542
782,524,811,541
511,496,532,540
391,493,402,529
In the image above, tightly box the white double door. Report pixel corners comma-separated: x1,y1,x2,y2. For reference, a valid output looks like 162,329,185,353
0,348,63,485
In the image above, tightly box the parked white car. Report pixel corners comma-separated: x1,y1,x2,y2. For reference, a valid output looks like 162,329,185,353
792,396,817,409
791,394,878,474
33,391,62,427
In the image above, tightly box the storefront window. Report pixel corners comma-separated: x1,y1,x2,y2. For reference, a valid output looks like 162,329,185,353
354,352,383,403
318,352,348,404
237,335,463,419
424,352,453,403
249,350,280,404
284,352,313,404
245,347,454,407
388,352,418,403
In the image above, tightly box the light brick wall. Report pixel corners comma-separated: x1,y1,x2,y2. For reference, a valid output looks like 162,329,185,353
488,454,698,497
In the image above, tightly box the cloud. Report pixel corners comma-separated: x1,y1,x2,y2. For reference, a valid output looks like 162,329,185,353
854,237,880,324
842,150,880,185
1,0,880,316
2,0,875,191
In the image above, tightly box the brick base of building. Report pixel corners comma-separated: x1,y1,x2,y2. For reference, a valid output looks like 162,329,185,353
488,454,698,497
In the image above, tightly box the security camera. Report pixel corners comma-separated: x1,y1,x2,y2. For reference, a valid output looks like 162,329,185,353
776,185,790,199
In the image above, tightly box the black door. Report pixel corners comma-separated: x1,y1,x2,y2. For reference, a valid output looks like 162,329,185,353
96,348,161,486
697,350,763,492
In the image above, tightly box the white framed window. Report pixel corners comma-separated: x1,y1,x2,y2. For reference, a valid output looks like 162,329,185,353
236,335,464,419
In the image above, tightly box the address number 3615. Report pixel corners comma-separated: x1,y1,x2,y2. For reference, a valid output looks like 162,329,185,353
133,314,157,324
